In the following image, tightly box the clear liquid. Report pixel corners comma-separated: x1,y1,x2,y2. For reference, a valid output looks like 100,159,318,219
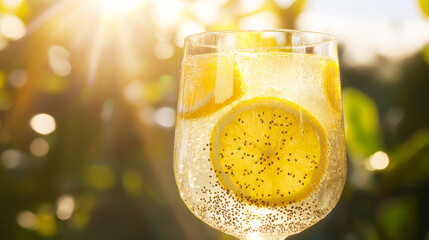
174,52,346,239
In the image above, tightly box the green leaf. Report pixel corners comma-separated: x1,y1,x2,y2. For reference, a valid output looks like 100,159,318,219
420,0,429,18
387,128,429,187
376,195,418,240
343,88,383,159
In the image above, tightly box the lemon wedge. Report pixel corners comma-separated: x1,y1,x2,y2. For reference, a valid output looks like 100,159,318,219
323,60,341,113
179,53,244,118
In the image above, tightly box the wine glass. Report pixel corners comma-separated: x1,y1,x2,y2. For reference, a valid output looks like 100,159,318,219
174,30,346,240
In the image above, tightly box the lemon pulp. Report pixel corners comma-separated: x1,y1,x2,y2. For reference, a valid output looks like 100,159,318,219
210,97,327,207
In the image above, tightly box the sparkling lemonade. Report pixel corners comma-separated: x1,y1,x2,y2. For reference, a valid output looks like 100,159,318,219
174,45,346,239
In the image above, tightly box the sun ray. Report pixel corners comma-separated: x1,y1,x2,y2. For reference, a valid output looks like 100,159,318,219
25,0,150,87
26,0,73,35
87,13,111,86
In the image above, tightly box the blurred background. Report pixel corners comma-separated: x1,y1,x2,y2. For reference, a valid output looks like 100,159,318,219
0,0,428,239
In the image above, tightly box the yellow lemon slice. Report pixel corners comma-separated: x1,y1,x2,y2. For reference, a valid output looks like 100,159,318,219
210,97,327,207
323,60,341,113
179,54,244,118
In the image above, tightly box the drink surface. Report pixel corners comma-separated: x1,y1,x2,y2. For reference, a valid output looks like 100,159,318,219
174,51,346,239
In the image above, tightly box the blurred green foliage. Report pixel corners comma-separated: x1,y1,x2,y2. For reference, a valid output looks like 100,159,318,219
0,0,429,240
343,88,383,159
376,195,418,240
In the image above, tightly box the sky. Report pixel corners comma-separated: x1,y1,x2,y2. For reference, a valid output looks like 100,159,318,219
308,0,422,19
298,0,429,67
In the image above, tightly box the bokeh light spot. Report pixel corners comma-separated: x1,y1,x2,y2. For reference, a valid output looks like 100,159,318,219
1,149,22,169
0,14,26,40
50,62,71,78
48,45,72,77
30,113,56,135
48,45,70,60
154,42,174,60
84,165,115,190
8,68,27,88
368,151,389,170
154,107,175,128
56,195,75,221
123,80,145,102
29,138,49,157
17,211,37,229
122,170,142,197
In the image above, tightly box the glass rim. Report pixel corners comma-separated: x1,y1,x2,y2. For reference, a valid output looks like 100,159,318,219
184,29,336,49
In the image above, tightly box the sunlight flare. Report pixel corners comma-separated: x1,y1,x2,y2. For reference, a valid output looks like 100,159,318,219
101,0,145,15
